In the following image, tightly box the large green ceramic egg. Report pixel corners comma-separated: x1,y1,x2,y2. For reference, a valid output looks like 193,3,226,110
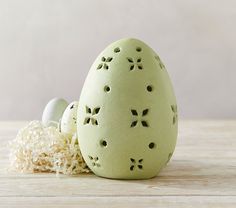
77,38,178,179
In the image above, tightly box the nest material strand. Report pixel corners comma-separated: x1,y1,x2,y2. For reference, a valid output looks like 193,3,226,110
9,120,90,175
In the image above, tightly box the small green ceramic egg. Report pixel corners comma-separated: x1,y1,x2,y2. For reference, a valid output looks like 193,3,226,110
77,38,178,179
42,98,68,127
61,101,79,136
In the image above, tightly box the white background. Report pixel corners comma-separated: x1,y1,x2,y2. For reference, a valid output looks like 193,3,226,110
0,0,235,120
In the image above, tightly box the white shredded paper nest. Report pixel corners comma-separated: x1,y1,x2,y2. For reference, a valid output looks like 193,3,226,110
9,120,90,175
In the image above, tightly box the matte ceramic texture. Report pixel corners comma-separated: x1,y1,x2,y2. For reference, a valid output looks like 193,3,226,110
77,38,178,179
42,98,68,127
61,101,79,136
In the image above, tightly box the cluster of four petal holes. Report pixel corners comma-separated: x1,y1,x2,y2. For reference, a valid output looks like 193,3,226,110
130,109,149,127
84,106,100,125
130,158,143,171
127,57,143,71
88,156,100,167
97,57,113,70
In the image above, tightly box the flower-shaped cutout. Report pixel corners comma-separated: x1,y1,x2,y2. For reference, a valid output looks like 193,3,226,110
97,57,113,70
130,158,143,171
88,155,100,167
127,57,143,71
171,105,178,124
84,106,100,126
130,108,149,127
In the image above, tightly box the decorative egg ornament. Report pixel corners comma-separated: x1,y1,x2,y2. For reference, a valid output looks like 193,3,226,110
61,101,79,136
42,98,68,127
77,38,178,179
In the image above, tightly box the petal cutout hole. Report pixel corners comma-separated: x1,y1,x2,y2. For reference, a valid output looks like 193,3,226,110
141,120,149,127
131,121,138,127
131,109,138,116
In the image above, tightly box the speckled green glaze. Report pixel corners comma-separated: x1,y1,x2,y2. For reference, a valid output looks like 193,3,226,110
77,38,178,179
